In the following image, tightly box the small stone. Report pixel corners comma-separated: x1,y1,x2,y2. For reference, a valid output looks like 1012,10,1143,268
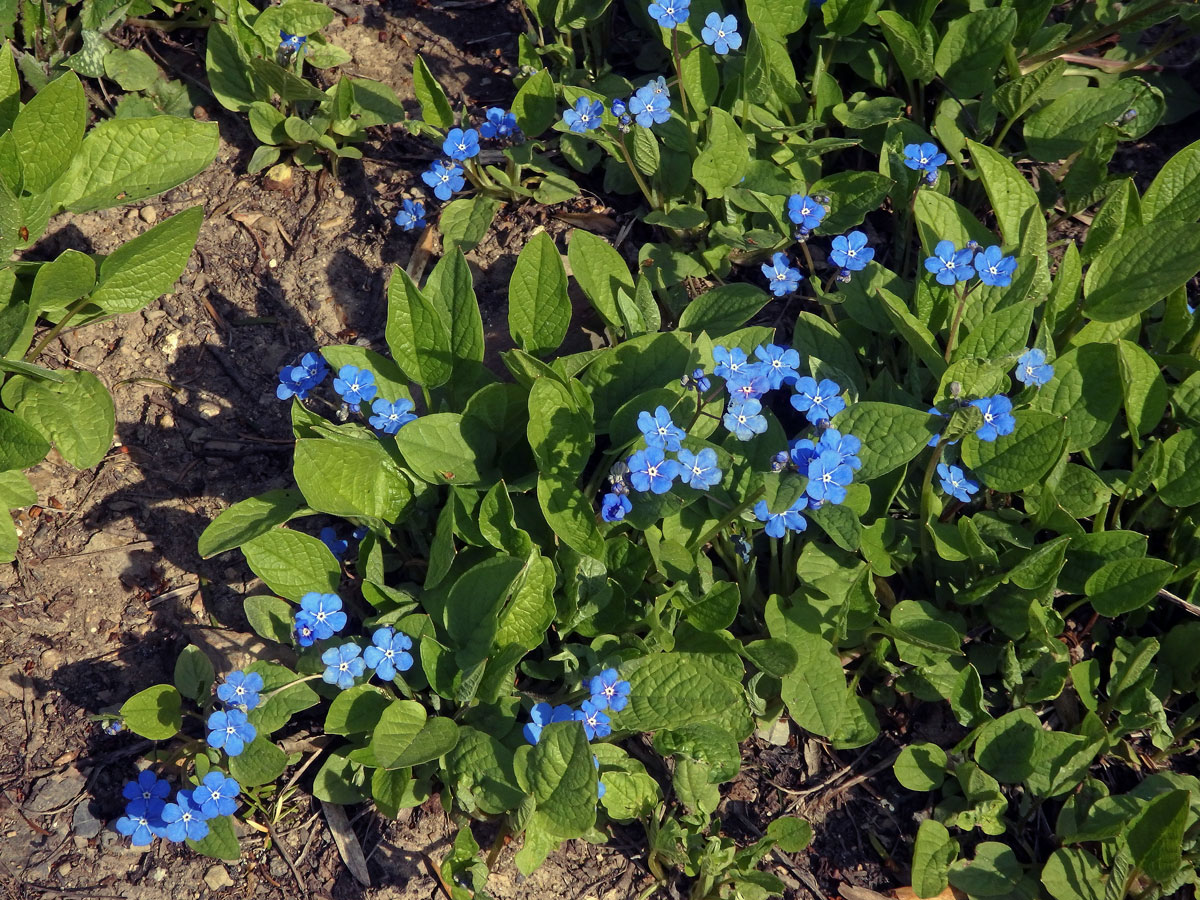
140,206,158,224
27,771,86,813
197,401,221,418
263,163,293,192
72,802,102,839
152,867,168,882
333,188,345,200
204,864,235,890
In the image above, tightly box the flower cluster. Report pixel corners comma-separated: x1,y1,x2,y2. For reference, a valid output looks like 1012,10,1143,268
407,108,520,226
523,668,632,799
276,356,418,436
288,592,415,692
206,669,262,757
762,210,875,293
116,770,242,847
319,524,368,560
925,240,1017,288
278,30,307,54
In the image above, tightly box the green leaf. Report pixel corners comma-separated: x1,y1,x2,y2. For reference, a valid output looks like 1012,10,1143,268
692,107,748,199
613,653,750,737
425,248,486,369
187,814,239,861
954,301,1033,362
1142,138,1200,224
0,43,19,133
11,371,114,469
567,228,631,331
811,171,892,235
766,816,813,852
833,402,939,479
876,11,934,84
173,645,214,701
29,250,95,312
967,139,1047,286
512,67,555,136
495,554,556,650
103,48,160,92
1041,849,1104,900
255,0,335,40
205,24,260,112
199,489,307,558
293,438,411,520
1117,340,1167,439
975,708,1041,782
1023,86,1132,162
0,469,35,508
581,331,692,429
913,190,996,252
679,284,770,337
0,409,50,469
247,662,319,734
933,8,1016,99
1154,428,1200,507
372,705,459,769
412,55,453,129
242,529,340,601
58,118,219,213
119,684,182,740
745,0,806,35
445,726,524,815
911,819,957,898
994,58,1066,122
439,196,501,255
385,266,452,389
1085,557,1173,616
244,594,294,644
526,721,597,839
1082,222,1200,322
89,206,203,315
949,843,1024,899
960,410,1065,493
877,287,948,376
13,72,86,195
1125,790,1189,882
312,752,366,803
894,742,947,791
326,684,392,735
508,231,570,357
395,413,494,486
228,736,288,788
1030,343,1121,452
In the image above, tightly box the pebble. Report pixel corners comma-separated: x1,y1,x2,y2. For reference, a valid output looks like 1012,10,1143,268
72,802,102,839
27,771,86,813
140,206,158,224
333,188,345,200
204,864,235,890
197,401,221,418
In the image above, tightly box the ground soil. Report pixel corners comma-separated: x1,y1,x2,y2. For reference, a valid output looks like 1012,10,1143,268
0,2,918,898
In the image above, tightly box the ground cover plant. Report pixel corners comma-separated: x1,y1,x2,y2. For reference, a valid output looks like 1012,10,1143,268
3,0,1199,897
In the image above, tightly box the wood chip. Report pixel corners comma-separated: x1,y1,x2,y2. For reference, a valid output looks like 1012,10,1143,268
321,800,370,886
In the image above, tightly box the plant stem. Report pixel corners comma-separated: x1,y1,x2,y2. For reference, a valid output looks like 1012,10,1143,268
1018,0,1177,69
944,282,980,361
919,442,947,587
692,486,764,552
613,130,659,209
671,28,690,118
25,294,94,363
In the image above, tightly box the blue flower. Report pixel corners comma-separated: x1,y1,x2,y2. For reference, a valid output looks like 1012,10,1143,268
601,492,633,522
628,447,680,494
727,365,770,402
676,447,722,490
789,438,818,469
421,160,465,201
332,364,377,405
969,395,1016,442
924,240,975,286
903,142,947,181
787,194,826,235
575,700,612,739
369,397,418,434
755,344,800,390
829,232,874,272
276,351,328,401
216,670,263,711
724,398,768,441
790,376,845,423
701,12,741,53
648,0,689,28
299,592,346,640
817,428,862,471
394,198,426,231
713,346,751,381
321,643,365,690
762,252,803,296
363,627,414,682
754,496,808,538
1015,348,1053,387
442,127,480,161
279,31,307,52
480,107,518,139
629,78,671,127
638,405,687,452
123,770,171,804
564,96,604,132
937,463,979,503
925,406,958,448
975,245,1018,287
293,611,318,647
806,450,854,505
352,525,368,541
611,98,627,117
116,797,165,846
524,702,573,745
206,709,256,757
319,526,347,560
160,791,209,843
589,669,631,711
192,772,240,820
683,367,711,393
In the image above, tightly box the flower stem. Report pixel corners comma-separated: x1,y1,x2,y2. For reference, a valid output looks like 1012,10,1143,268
691,486,764,552
919,442,947,587
25,294,94,363
612,130,659,209
671,29,690,118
